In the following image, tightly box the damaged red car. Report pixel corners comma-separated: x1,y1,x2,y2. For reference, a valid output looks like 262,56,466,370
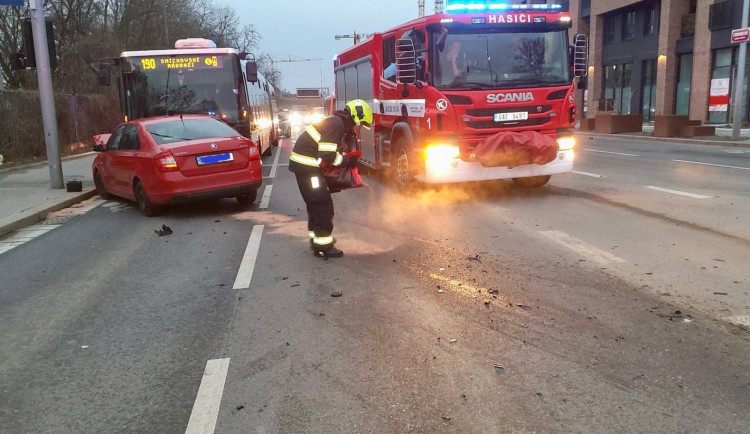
92,115,262,216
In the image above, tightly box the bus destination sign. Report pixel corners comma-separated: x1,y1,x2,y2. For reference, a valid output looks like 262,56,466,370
137,55,224,70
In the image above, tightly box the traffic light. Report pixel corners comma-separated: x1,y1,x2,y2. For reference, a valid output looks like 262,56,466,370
21,19,57,70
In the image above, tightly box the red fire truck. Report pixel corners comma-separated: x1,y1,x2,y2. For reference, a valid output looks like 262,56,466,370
333,1,588,188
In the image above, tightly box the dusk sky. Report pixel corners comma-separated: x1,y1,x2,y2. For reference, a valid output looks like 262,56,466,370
227,0,439,92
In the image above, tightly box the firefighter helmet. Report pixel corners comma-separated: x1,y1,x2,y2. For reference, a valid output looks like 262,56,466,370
345,99,373,130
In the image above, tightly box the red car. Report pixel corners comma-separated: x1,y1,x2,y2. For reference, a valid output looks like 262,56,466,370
92,115,262,216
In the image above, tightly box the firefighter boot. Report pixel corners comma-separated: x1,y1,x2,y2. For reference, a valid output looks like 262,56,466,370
313,245,344,258
310,237,337,250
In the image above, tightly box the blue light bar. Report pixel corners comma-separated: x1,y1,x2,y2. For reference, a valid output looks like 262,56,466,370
445,1,563,13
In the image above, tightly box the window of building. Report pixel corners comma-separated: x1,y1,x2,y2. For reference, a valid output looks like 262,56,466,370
709,47,734,124
675,54,692,116
622,11,636,41
641,59,657,121
604,15,616,44
603,63,633,114
644,3,659,36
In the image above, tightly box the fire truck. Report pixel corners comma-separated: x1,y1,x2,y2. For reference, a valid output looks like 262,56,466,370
333,1,588,188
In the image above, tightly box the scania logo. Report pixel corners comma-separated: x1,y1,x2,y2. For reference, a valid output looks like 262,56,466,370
486,92,534,104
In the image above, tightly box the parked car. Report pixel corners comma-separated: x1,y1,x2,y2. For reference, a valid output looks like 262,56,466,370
92,115,263,216
277,110,292,138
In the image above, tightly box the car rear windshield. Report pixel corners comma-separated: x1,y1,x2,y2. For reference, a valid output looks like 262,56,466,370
146,118,242,144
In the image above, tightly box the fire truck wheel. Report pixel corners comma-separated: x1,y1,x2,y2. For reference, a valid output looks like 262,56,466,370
392,141,415,190
512,175,551,188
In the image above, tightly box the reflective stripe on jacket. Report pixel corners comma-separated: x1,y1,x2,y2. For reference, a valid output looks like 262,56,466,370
288,112,352,174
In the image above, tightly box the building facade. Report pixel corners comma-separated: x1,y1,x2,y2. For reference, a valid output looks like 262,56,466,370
567,0,750,124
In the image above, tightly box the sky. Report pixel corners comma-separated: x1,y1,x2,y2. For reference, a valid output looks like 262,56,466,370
226,0,439,92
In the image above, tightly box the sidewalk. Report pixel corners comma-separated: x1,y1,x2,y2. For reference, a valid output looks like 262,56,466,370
0,153,97,238
576,124,750,148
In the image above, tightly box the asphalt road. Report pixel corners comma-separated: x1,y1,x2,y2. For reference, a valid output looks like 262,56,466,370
0,133,748,433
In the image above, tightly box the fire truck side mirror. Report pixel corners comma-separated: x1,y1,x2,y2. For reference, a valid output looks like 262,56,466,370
246,61,258,83
573,34,589,78
396,38,417,85
97,63,111,86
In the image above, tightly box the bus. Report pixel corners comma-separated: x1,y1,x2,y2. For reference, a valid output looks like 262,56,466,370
100,38,277,155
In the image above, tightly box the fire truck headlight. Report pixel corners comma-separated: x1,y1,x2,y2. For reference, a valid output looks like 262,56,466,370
557,136,575,151
425,144,460,161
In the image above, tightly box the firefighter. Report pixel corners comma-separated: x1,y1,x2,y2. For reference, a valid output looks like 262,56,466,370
288,99,373,258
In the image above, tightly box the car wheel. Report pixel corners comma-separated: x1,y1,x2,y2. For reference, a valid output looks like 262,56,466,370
236,189,258,206
134,180,161,217
391,138,416,192
94,170,110,200
512,175,551,188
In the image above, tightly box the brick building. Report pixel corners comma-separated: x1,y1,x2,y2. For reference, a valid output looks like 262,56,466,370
566,0,750,125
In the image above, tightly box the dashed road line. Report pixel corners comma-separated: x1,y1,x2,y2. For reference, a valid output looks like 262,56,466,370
185,358,230,434
539,230,626,265
232,225,264,290
725,315,750,327
268,147,282,179
573,170,605,178
673,159,750,171
584,149,639,157
645,186,711,199
259,185,273,209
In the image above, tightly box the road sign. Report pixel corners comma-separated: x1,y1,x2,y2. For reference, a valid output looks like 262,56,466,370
0,0,24,6
731,28,750,43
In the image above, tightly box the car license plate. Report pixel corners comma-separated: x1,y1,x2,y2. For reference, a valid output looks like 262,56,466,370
196,152,234,166
494,112,528,122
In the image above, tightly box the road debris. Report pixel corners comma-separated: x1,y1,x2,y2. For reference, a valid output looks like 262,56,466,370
236,405,245,410
493,364,505,375
714,292,728,296
290,283,300,287
449,339,457,344
438,289,444,293
551,373,559,378
517,304,532,310
331,291,343,297
154,225,173,236
439,267,446,271
467,255,481,262
442,416,451,422
488,288,499,294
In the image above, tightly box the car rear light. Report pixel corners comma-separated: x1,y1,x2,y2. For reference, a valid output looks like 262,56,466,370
155,151,179,172
249,144,260,161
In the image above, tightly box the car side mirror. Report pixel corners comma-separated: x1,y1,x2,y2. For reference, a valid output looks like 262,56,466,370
93,144,106,152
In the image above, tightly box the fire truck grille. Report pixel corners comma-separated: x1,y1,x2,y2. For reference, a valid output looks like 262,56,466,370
465,105,553,117
466,117,550,129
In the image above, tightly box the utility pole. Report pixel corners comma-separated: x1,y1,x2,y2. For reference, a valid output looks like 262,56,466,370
733,0,750,140
30,0,63,189
161,0,170,47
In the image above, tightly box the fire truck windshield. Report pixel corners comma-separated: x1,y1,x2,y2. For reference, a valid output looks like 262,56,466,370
122,53,242,122
433,30,570,90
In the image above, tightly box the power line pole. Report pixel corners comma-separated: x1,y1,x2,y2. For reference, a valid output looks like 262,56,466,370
733,0,750,140
30,0,63,189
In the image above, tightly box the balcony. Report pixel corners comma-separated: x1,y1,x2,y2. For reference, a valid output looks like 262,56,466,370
681,13,696,38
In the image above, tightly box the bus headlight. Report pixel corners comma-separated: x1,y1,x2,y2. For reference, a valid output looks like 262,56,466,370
557,136,575,151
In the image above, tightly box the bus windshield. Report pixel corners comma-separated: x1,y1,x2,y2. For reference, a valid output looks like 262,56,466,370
123,53,243,123
433,30,570,90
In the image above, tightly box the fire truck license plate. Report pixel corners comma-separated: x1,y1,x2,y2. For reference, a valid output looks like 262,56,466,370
494,112,528,122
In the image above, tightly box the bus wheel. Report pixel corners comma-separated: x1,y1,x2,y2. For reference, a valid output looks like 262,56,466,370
391,139,415,191
512,175,551,188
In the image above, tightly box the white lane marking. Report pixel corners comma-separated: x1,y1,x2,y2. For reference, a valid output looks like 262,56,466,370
725,149,748,154
726,316,750,327
233,225,264,290
185,358,230,434
584,149,639,157
268,147,282,179
673,159,750,171
645,186,711,199
259,185,273,209
573,170,605,178
540,230,626,265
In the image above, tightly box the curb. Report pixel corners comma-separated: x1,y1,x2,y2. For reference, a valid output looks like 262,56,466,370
575,131,750,149
0,152,95,175
0,188,97,238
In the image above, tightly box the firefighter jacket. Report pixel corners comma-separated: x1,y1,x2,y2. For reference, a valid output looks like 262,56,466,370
289,111,354,174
